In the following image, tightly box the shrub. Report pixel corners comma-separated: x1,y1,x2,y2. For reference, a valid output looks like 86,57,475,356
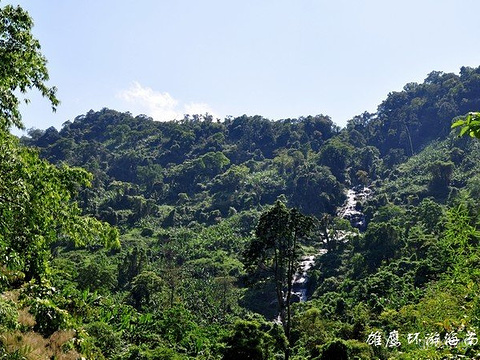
85,321,122,358
0,297,18,330
29,299,68,337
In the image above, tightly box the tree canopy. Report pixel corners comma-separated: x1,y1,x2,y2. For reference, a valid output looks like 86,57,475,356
244,201,314,359
0,3,117,285
5,3,480,358
0,4,58,130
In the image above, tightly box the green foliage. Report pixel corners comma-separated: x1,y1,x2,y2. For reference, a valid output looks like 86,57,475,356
75,253,117,294
290,307,330,357
441,202,480,283
123,345,182,360
222,319,277,360
0,298,17,331
22,109,341,228
0,4,59,130
129,271,163,310
452,111,480,138
14,99,480,359
362,222,404,270
412,197,444,234
7,10,480,357
428,160,453,197
85,321,122,358
318,137,353,182
293,165,344,216
351,67,480,161
0,131,119,282
317,339,373,360
28,298,69,337
152,304,221,356
118,245,148,289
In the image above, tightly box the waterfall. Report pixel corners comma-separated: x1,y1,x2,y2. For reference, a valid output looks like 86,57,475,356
291,250,327,303
337,186,372,231
289,186,372,304
274,251,327,324
274,186,372,320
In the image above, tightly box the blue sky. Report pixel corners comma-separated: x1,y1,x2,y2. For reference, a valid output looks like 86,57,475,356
5,0,480,134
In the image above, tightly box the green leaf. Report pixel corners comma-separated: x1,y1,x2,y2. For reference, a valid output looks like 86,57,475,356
451,120,465,129
459,126,470,137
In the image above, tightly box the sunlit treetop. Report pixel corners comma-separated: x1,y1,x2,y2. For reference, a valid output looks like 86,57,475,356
0,4,59,130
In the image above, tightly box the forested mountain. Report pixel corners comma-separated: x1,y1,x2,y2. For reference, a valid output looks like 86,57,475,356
4,4,480,359
6,65,480,359
22,110,346,228
347,67,480,162
22,66,480,228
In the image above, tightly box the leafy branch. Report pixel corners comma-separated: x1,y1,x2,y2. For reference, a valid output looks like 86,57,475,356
451,112,480,139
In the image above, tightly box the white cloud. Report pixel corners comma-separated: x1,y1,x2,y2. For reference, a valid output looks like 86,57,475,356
117,82,218,121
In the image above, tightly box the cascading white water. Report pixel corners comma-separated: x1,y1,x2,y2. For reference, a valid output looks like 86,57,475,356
275,251,327,324
337,186,372,231
291,250,327,302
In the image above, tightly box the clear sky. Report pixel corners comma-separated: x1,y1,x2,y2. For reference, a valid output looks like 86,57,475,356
5,0,480,135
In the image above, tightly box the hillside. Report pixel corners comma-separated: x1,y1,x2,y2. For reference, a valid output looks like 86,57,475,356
21,66,480,226
0,65,474,359
5,3,480,359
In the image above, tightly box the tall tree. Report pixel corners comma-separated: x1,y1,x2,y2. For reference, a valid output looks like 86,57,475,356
0,3,118,283
0,131,120,282
0,3,59,130
243,201,314,359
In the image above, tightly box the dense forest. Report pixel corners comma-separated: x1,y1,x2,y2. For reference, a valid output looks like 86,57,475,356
3,3,480,359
